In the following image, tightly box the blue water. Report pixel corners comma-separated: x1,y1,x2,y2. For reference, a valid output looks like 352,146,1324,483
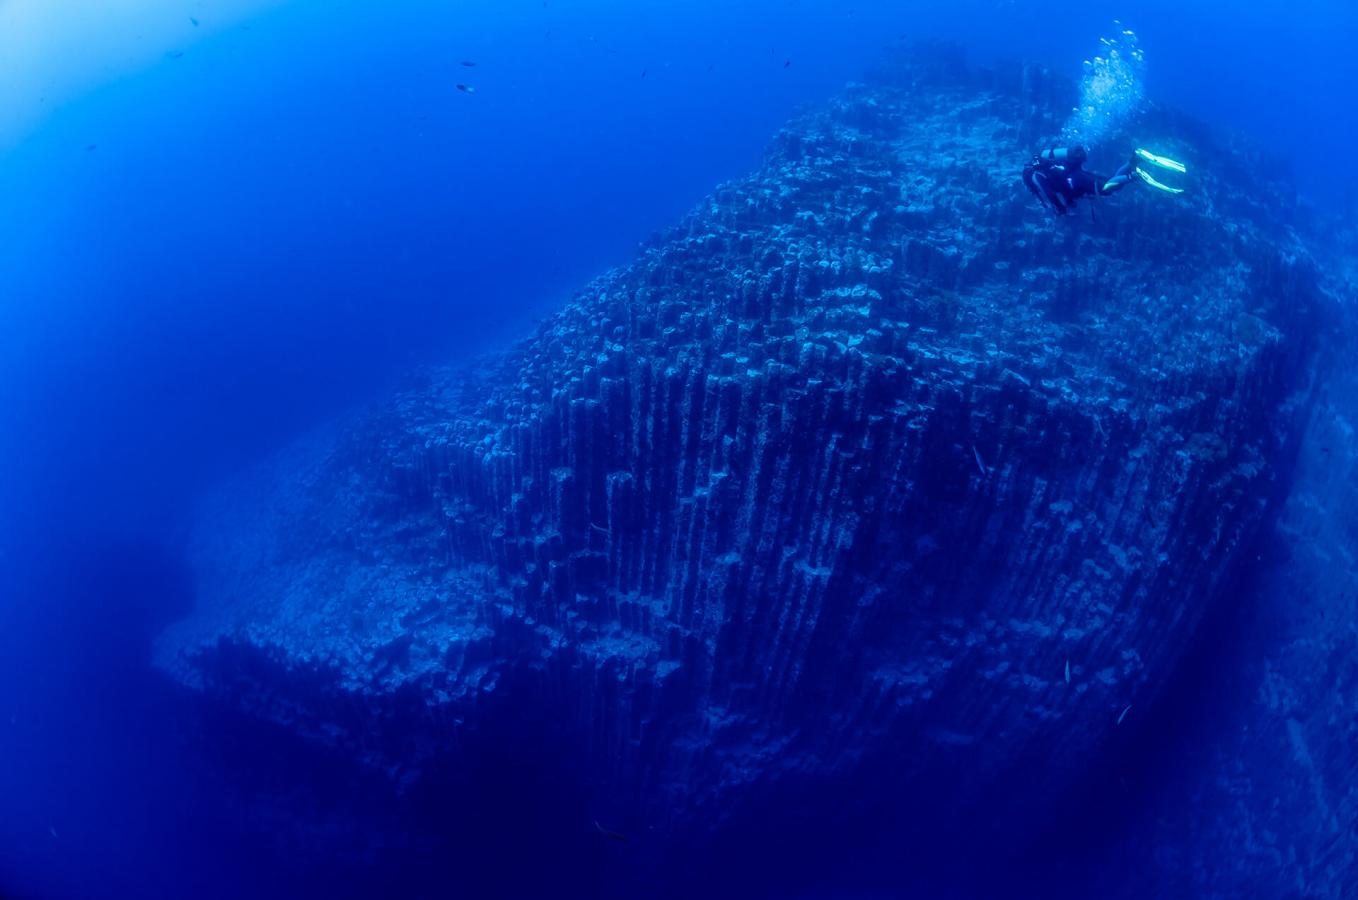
1,1,1354,897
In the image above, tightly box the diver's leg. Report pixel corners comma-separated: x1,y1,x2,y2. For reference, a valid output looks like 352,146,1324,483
1099,160,1137,195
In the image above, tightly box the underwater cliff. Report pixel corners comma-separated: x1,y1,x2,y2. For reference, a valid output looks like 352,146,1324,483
154,46,1354,897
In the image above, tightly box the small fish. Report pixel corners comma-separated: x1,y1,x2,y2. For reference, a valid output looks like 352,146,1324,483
456,84,477,94
784,59,792,68
1117,704,1132,726
641,69,647,78
1064,659,1071,684
594,820,628,843
86,144,96,152
971,445,987,478
460,60,477,67
49,826,58,839
190,17,199,27
167,50,185,59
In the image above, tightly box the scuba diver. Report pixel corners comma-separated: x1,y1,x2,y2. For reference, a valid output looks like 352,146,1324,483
1023,146,1186,216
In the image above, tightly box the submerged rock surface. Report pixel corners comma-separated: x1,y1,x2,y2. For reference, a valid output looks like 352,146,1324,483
156,46,1351,895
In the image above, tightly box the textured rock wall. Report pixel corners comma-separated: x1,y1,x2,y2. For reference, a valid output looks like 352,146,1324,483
1049,229,1357,900
1156,356,1358,898
156,45,1338,884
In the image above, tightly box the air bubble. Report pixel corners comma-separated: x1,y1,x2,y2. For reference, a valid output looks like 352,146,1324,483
1062,23,1147,146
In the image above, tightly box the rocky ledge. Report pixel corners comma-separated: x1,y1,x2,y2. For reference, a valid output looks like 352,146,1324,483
156,46,1345,894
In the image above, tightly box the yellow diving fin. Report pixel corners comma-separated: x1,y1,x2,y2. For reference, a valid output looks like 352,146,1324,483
1135,147,1187,174
1133,147,1187,194
1134,167,1185,194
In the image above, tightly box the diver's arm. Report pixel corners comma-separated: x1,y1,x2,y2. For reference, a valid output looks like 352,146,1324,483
1031,169,1067,215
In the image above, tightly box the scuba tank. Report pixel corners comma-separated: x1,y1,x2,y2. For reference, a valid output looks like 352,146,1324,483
1038,145,1089,167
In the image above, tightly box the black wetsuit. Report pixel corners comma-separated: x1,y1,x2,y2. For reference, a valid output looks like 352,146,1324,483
1023,147,1136,215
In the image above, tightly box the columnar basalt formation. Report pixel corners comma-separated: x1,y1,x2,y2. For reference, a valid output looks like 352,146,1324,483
1066,249,1358,900
156,46,1338,885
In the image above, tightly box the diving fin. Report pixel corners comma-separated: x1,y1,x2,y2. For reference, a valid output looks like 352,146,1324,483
1134,147,1187,174
1134,166,1185,194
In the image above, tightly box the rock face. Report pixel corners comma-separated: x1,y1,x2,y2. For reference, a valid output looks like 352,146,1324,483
1056,243,1358,900
156,47,1345,893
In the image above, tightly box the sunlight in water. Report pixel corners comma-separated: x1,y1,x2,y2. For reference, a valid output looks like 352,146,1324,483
0,0,286,148
1062,23,1145,148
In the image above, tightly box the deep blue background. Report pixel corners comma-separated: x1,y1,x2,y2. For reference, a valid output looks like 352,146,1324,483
1,1,1354,897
